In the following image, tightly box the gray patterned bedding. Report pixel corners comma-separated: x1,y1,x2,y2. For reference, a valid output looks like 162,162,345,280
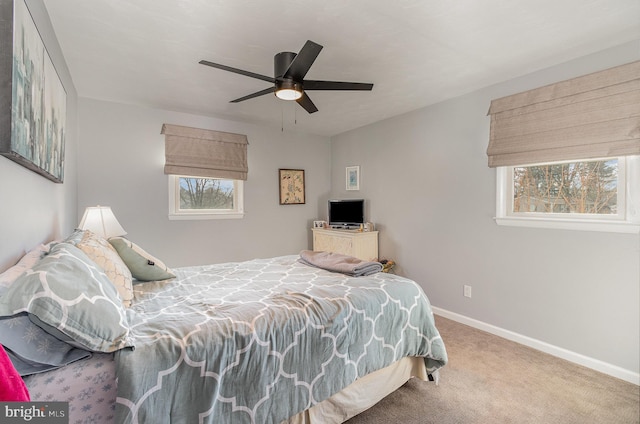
114,255,447,424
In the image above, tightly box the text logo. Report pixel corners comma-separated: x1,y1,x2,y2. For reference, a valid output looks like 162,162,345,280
1,402,68,423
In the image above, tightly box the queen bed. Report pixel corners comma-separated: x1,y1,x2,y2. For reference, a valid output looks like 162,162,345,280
0,229,447,423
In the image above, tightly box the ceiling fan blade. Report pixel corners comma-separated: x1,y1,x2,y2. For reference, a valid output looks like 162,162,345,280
199,60,275,83
296,92,319,114
304,80,374,91
283,40,323,81
230,87,275,103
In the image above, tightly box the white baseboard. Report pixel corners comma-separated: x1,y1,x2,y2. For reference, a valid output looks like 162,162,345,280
432,307,640,386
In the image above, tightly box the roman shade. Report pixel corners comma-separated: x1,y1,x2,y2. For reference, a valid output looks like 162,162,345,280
487,60,640,168
161,124,248,180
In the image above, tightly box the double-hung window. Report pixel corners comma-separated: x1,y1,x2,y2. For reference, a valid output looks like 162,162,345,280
161,124,248,220
487,60,640,233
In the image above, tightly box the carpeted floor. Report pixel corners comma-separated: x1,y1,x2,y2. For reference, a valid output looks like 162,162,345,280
345,316,640,424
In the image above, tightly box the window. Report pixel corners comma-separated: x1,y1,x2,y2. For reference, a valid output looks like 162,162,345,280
486,62,639,232
495,156,639,233
160,124,248,220
168,175,244,220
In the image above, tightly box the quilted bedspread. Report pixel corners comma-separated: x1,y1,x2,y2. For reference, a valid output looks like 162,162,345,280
114,255,447,424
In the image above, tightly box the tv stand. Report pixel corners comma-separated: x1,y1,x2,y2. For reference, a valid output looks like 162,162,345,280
311,228,379,261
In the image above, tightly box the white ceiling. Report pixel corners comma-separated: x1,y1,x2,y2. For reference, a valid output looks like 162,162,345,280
43,0,640,137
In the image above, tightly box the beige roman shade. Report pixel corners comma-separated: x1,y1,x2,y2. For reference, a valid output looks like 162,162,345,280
161,124,248,180
487,60,640,167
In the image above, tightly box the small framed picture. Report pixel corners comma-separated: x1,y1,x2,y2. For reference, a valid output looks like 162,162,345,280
279,169,305,205
346,166,360,191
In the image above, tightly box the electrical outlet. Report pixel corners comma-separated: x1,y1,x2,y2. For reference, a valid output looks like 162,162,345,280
463,285,472,298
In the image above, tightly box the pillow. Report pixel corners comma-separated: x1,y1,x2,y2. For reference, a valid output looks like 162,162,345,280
0,345,30,401
0,244,49,288
70,230,134,307
109,237,175,282
61,228,85,245
0,242,133,353
0,314,90,376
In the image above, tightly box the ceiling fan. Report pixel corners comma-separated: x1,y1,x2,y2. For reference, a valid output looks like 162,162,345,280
199,40,373,114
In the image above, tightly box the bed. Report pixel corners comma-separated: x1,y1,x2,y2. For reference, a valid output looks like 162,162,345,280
0,229,447,423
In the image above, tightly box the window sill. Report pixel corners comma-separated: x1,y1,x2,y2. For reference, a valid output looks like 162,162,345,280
494,216,640,234
169,212,244,221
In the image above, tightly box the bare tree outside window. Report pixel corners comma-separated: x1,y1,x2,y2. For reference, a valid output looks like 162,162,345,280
179,178,234,210
513,159,617,215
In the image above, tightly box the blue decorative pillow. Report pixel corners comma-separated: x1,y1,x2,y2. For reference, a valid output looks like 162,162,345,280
0,242,133,353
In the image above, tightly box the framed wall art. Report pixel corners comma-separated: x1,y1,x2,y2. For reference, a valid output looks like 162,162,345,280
346,166,360,191
0,0,67,183
279,169,305,205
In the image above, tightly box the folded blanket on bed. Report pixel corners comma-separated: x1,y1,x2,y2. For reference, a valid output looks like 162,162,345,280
299,250,383,276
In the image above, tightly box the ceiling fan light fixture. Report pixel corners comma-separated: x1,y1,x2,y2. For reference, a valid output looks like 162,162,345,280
275,80,303,100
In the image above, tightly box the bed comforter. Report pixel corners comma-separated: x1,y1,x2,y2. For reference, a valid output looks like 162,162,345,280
115,255,447,424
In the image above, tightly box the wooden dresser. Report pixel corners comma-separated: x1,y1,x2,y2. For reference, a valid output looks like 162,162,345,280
311,228,379,261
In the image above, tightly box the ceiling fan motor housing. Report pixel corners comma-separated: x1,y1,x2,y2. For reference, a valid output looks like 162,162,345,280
274,52,297,78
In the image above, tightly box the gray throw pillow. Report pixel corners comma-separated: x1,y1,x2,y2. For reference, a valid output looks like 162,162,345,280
109,237,175,282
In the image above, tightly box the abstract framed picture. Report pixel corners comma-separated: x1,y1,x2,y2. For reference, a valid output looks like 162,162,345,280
346,166,360,191
0,0,67,183
279,168,305,205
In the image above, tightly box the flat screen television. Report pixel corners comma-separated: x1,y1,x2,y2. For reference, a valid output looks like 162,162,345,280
328,199,364,228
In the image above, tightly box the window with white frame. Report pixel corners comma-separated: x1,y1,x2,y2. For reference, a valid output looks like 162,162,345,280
487,61,640,233
495,156,639,233
168,175,244,220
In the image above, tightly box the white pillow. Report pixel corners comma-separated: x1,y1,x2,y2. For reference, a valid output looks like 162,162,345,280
73,231,134,308
0,244,50,288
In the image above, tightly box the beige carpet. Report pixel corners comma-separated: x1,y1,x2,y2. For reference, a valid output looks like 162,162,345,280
345,316,639,424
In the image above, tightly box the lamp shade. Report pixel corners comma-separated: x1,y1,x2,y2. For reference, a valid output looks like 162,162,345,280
78,206,127,239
